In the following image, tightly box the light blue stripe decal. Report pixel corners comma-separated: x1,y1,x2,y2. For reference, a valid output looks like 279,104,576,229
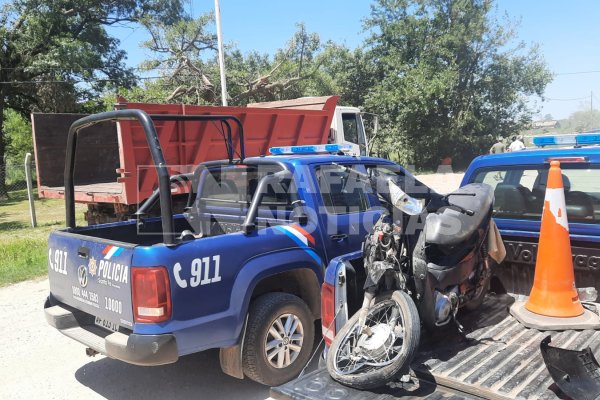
113,247,124,257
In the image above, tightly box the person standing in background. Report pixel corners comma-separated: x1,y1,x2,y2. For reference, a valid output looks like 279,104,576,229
508,135,526,152
489,137,506,154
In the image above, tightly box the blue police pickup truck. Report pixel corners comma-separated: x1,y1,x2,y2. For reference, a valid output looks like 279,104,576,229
44,109,420,386
275,133,600,400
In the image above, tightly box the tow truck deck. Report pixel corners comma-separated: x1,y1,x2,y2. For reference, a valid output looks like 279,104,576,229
271,293,600,400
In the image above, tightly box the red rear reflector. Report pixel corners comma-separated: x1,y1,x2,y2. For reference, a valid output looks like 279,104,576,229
132,266,172,323
321,282,336,346
545,156,588,163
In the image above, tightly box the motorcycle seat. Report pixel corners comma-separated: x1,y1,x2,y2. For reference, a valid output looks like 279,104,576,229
424,183,493,248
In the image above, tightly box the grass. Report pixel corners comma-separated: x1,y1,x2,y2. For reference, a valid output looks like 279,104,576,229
0,190,85,286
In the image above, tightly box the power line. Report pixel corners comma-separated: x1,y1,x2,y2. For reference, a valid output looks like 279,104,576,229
0,66,184,72
0,74,218,85
554,69,600,76
545,96,590,102
0,76,163,84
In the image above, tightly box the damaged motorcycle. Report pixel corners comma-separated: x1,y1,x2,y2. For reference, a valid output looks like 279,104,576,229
326,172,504,389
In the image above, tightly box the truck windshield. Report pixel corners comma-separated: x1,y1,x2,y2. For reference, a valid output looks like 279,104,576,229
471,165,600,223
342,113,366,154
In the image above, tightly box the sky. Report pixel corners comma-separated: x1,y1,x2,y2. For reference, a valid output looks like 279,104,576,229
111,0,600,120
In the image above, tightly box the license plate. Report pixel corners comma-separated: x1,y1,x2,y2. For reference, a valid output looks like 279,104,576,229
94,316,120,333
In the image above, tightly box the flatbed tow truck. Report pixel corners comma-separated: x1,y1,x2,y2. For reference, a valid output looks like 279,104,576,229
272,135,600,400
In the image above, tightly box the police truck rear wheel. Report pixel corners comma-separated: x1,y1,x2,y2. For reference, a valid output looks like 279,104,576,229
242,293,314,386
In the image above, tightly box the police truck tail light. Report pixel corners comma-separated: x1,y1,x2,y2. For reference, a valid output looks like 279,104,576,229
321,282,336,346
132,267,172,323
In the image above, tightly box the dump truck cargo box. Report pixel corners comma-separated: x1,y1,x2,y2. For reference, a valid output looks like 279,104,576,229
32,97,338,205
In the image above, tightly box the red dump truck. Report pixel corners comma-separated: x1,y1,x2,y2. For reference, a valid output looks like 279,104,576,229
31,96,367,223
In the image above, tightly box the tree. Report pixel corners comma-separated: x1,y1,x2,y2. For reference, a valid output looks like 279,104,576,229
559,109,600,133
0,0,182,198
309,44,376,108
3,109,31,167
126,21,329,106
363,0,553,169
230,23,324,104
137,12,219,104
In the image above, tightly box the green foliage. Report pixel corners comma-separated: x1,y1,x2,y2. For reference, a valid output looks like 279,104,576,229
4,109,31,166
0,189,86,286
0,236,49,286
123,1,552,169
124,21,340,106
559,109,600,133
308,44,376,108
0,0,183,195
363,0,552,169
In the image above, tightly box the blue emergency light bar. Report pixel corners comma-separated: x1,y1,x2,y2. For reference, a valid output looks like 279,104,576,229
533,133,600,147
269,144,353,155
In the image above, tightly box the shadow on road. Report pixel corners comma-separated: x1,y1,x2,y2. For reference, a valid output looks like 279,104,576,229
75,349,269,400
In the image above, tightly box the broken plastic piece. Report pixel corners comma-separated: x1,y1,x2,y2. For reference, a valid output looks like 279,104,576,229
540,335,600,400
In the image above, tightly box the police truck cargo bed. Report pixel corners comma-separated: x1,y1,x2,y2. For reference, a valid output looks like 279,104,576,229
271,368,479,400
272,293,600,400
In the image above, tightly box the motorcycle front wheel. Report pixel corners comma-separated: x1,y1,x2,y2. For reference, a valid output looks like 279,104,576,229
326,290,420,390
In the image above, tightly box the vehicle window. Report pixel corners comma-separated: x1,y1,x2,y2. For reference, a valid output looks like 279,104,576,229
366,165,433,199
471,165,600,223
316,165,370,214
342,113,359,144
200,165,292,211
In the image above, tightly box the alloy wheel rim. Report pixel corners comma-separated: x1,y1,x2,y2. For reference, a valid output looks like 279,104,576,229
265,313,304,369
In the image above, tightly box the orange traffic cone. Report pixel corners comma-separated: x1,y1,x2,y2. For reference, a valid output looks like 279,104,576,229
510,160,600,330
525,160,583,317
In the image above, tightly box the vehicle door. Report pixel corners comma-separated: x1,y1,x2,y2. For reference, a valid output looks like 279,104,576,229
312,163,382,261
333,110,367,156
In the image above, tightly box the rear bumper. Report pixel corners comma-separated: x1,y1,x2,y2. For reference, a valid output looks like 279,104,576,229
44,299,178,366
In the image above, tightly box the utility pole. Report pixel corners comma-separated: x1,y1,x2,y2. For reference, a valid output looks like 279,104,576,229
215,0,228,106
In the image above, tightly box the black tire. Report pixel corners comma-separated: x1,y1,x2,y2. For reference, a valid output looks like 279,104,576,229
242,292,314,386
326,291,420,390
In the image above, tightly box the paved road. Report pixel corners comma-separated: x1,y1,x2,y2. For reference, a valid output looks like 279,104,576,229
0,278,276,400
0,172,462,399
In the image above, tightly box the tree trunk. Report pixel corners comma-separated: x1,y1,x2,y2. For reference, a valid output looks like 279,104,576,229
0,90,8,200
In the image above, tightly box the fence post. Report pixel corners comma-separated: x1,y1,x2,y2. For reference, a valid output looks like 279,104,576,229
24,153,37,228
